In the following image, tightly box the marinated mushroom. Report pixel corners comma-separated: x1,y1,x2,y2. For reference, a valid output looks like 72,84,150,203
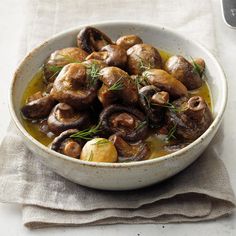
50,63,99,110
164,55,203,90
127,44,162,75
144,69,188,98
51,129,83,158
77,27,113,53
21,92,56,119
86,44,127,69
116,34,143,50
48,103,91,135
98,67,138,106
99,104,149,142
165,96,213,141
43,47,88,82
80,138,118,162
139,85,168,125
109,135,150,162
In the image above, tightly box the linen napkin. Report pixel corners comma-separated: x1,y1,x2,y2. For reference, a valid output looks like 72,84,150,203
0,0,235,229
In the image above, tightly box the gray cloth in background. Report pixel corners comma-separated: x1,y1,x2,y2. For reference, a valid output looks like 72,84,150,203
0,0,235,229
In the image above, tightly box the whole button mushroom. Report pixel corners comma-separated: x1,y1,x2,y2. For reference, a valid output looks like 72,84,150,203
116,35,143,50
144,69,188,98
98,67,138,107
127,44,162,75
109,135,150,162
165,96,213,141
50,63,100,110
44,47,88,83
80,138,118,163
99,104,149,142
77,27,113,53
164,55,204,90
51,129,83,158
86,44,127,69
47,103,91,135
21,92,56,120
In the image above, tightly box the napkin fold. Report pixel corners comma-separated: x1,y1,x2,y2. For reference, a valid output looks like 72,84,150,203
0,0,235,229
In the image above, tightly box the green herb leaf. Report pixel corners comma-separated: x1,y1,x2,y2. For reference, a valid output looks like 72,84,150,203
70,125,101,141
152,102,182,113
135,120,147,131
108,77,124,91
48,65,63,73
92,139,110,145
165,123,177,141
86,63,101,87
137,55,151,71
58,53,81,64
191,57,203,77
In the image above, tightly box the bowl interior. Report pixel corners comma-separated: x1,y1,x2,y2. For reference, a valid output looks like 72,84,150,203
11,22,226,160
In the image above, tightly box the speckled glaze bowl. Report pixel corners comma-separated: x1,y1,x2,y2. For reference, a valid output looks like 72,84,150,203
9,22,227,190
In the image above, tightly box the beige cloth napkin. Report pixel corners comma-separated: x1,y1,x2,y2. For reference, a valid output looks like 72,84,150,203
0,0,235,229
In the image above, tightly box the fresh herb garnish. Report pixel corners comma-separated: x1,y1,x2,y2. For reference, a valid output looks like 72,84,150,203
151,102,183,113
135,120,147,131
86,63,101,87
137,55,151,71
165,123,177,141
135,74,149,88
141,93,151,108
70,125,101,141
191,57,203,77
48,65,63,73
108,77,124,91
58,53,81,63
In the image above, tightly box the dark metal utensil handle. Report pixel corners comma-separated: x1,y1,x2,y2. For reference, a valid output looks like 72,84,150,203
222,0,236,28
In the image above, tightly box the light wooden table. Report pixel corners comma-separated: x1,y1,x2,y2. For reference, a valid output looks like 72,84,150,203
0,0,236,235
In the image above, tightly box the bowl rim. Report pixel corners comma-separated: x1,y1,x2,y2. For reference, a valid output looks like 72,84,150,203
9,21,228,168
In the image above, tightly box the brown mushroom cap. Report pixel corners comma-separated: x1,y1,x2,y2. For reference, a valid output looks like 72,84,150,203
99,104,149,142
77,26,113,53
164,55,202,90
47,103,91,135
21,93,56,120
109,135,150,162
50,63,99,110
127,44,162,75
165,96,213,140
144,69,188,98
86,44,127,69
51,129,83,158
116,35,143,50
43,47,88,82
98,67,138,106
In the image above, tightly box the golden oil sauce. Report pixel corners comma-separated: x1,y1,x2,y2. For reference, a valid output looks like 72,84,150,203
21,50,212,157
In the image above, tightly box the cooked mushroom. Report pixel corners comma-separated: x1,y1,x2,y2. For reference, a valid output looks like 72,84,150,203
98,67,138,107
21,92,56,119
50,63,100,110
165,96,213,140
109,135,150,162
144,69,188,98
86,44,127,69
164,55,203,90
80,138,118,162
47,103,91,135
127,44,162,75
51,129,83,158
116,35,143,50
139,85,168,125
77,27,113,53
99,104,149,142
43,47,88,82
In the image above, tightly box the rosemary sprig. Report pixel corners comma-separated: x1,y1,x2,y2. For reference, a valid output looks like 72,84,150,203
141,93,151,108
86,63,101,87
137,55,151,71
135,74,149,88
108,77,124,91
191,57,203,77
151,102,182,113
70,125,101,141
135,120,147,131
165,123,177,141
92,139,110,145
48,65,63,73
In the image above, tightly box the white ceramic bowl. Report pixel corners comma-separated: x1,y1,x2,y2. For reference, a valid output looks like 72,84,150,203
9,22,227,190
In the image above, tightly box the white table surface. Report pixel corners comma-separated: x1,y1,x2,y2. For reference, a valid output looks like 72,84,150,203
1,0,236,235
